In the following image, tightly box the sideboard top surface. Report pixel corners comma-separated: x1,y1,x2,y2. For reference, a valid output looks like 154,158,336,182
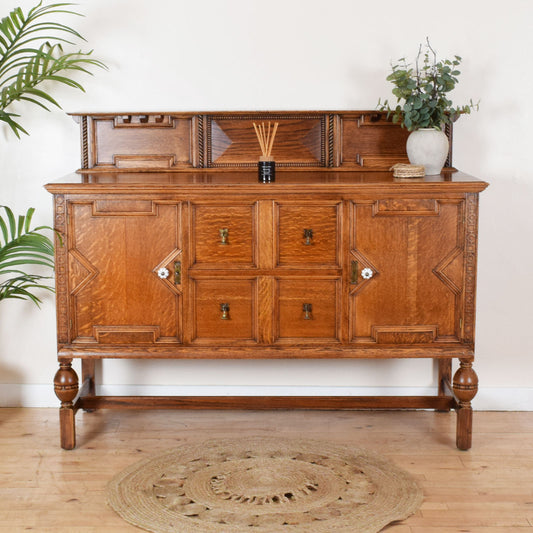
45,169,488,194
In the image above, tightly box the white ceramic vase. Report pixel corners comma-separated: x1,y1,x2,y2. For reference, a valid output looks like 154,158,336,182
406,128,449,175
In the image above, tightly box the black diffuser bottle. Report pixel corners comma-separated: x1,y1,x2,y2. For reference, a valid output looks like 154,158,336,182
258,157,275,183
253,121,278,183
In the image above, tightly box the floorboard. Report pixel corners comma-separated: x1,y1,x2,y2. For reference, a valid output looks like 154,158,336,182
0,408,532,531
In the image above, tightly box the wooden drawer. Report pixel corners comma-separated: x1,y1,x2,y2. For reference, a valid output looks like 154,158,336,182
191,278,258,343
191,203,257,268
275,278,340,342
276,203,340,267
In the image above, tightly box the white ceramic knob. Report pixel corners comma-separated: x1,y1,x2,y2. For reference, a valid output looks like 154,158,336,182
361,267,373,280
157,267,169,279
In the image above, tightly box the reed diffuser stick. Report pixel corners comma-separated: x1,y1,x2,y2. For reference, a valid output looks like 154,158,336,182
267,122,278,158
253,121,279,159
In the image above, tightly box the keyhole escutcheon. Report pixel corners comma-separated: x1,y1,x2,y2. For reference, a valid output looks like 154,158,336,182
303,228,313,246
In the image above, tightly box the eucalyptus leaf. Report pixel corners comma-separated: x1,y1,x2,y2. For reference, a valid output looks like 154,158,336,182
378,38,479,131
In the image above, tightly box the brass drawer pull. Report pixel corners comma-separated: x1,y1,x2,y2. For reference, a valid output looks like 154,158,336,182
219,228,229,245
303,228,313,245
174,261,181,285
302,303,312,320
220,303,230,320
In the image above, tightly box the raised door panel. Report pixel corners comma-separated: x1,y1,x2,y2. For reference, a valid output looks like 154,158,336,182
68,200,182,344
191,203,257,268
191,278,258,343
275,278,340,343
349,198,465,345
276,203,341,268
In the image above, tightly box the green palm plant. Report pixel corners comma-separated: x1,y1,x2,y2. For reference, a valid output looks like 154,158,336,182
0,206,59,306
0,1,106,137
0,2,105,306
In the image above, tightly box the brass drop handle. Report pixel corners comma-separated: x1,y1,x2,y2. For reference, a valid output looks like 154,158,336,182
303,228,313,246
302,303,312,320
351,261,373,283
219,228,229,245
220,303,230,320
351,260,358,284
174,261,181,285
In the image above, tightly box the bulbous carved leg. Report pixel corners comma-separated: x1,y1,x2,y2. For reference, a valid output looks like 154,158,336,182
453,359,478,450
54,360,79,450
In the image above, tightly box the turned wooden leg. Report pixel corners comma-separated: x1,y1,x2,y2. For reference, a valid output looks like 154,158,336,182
54,360,79,450
453,359,478,451
81,359,96,412
81,359,96,396
437,359,452,411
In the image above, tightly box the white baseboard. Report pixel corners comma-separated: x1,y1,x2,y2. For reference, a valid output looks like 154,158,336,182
1,384,532,410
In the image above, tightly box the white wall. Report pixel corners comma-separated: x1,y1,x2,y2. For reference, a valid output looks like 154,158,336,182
1,0,532,409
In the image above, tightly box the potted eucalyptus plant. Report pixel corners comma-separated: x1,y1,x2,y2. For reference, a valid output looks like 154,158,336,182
379,39,478,175
0,1,105,305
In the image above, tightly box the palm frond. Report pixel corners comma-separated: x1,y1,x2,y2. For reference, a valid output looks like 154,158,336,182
0,206,60,306
0,274,54,307
0,1,107,137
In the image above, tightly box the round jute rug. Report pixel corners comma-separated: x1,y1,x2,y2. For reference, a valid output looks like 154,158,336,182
107,437,423,533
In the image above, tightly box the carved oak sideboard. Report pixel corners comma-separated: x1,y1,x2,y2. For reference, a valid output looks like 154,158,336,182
46,111,488,450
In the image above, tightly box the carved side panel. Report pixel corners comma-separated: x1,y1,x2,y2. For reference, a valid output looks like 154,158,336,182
88,115,193,169
196,115,205,168
80,116,89,169
340,113,410,170
54,195,69,344
462,193,479,344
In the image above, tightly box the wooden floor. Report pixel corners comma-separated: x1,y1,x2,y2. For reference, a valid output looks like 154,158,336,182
0,408,532,532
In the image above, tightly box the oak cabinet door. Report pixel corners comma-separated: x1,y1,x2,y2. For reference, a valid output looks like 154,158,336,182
349,198,466,345
191,278,258,343
68,200,183,344
275,203,341,268
191,203,257,268
275,278,340,343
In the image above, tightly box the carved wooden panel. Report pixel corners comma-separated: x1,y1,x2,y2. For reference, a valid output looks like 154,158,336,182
462,193,479,344
339,113,410,169
74,111,448,171
87,115,194,169
349,198,465,344
204,114,327,167
54,194,69,343
67,200,183,344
